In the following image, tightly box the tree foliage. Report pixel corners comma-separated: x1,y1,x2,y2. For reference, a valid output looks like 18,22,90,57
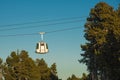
67,74,80,80
67,73,88,80
79,2,120,80
1,50,58,80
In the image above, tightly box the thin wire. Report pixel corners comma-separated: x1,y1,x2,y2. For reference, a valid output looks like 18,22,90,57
0,16,87,28
46,26,81,34
0,26,83,37
0,19,85,32
0,33,38,37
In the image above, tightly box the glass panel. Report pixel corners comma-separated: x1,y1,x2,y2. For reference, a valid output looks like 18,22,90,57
41,43,44,46
36,43,39,49
46,43,48,49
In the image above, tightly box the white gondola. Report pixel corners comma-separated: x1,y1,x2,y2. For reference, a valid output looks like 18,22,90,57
36,41,48,54
35,32,49,54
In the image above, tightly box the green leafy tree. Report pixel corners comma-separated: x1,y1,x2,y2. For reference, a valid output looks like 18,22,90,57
36,58,50,80
79,2,120,80
50,63,57,75
50,63,58,80
67,73,88,80
67,74,80,80
0,58,2,66
2,50,59,80
36,59,58,80
80,73,88,80
0,58,3,80
4,50,40,80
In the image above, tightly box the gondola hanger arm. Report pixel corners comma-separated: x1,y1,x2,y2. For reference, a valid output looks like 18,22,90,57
39,32,45,41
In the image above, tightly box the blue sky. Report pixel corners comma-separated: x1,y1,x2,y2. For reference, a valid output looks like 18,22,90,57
0,0,119,80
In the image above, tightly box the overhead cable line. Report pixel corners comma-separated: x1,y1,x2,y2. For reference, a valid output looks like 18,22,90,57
0,26,83,37
0,16,87,28
46,26,81,34
0,19,85,32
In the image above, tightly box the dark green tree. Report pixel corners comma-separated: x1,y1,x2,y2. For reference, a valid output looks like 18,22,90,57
50,63,58,80
50,63,57,75
0,58,2,66
36,58,50,80
0,58,3,80
36,58,58,80
4,50,40,80
79,2,120,80
80,73,88,80
67,73,88,80
67,74,80,80
2,50,59,80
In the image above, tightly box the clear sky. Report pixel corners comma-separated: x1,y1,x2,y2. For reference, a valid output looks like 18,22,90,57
0,0,119,80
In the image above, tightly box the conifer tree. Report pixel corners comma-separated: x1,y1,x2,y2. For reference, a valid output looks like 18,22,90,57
50,63,58,80
2,50,59,80
50,63,57,75
36,58,50,80
4,50,40,80
67,74,80,80
80,2,120,80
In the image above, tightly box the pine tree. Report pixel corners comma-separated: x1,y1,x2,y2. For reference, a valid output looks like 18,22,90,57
80,73,88,80
67,74,80,80
50,63,58,80
0,58,3,80
50,63,57,75
4,50,40,80
79,2,120,80
2,50,59,80
36,58,51,80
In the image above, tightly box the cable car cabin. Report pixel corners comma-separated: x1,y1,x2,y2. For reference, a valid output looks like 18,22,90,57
36,41,48,54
